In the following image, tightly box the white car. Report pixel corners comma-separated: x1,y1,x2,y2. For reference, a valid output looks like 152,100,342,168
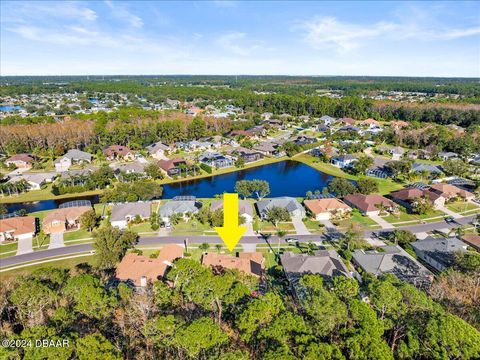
285,237,298,243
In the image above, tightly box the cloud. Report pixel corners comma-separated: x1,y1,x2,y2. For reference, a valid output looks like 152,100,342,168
297,15,480,52
216,32,263,56
5,2,98,22
104,0,143,28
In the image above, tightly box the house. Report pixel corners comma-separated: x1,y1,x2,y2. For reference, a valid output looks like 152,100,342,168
116,244,184,287
256,197,306,219
111,202,152,229
198,151,233,168
228,147,263,163
54,149,92,172
311,145,339,159
337,125,361,133
462,234,480,252
429,183,475,201
103,145,135,161
343,194,397,216
5,154,34,169
293,135,317,146
317,124,330,132
352,245,433,288
362,118,380,127
264,119,283,128
390,146,405,161
303,198,352,220
202,252,264,277
412,163,443,175
146,142,170,160
261,112,273,120
210,199,254,223
338,117,356,125
389,187,445,211
112,161,147,177
280,250,350,296
186,105,203,116
42,206,92,234
253,142,283,157
438,151,459,161
411,237,468,272
8,172,57,190
331,154,357,169
158,157,187,176
159,199,202,226
320,115,336,126
0,216,36,242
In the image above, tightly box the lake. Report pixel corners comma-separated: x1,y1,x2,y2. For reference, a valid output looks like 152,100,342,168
162,160,334,198
2,160,334,213
0,105,22,112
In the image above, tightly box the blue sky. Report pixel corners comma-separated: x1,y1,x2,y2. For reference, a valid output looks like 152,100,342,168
1,1,479,76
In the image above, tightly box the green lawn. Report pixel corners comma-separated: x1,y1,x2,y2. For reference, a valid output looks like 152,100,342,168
293,154,403,194
0,241,17,258
170,219,213,235
129,222,155,233
446,201,480,214
336,211,381,230
254,220,295,233
384,209,445,224
303,218,325,233
64,229,92,242
0,184,102,204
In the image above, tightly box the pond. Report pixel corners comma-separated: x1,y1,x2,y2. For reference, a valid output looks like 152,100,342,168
2,160,335,213
0,105,23,112
162,160,334,198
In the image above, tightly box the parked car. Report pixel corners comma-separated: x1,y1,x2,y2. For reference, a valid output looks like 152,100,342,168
285,237,298,243
445,217,455,223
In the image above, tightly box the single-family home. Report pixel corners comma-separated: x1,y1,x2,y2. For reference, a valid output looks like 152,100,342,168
54,149,92,172
362,118,380,127
280,250,351,296
303,198,352,220
228,147,263,163
336,125,361,133
331,154,357,169
320,115,336,126
438,151,459,161
198,151,233,168
210,199,254,223
202,252,264,277
116,244,184,287
411,237,468,272
389,187,445,211
8,172,57,190
411,163,443,175
158,157,187,176
391,120,409,129
146,141,170,160
256,197,306,220
0,216,36,242
159,199,202,226
352,245,433,288
293,135,317,146
253,142,283,157
429,183,475,201
103,145,135,161
111,161,147,177
5,154,34,169
390,146,405,161
343,194,397,216
462,234,480,252
338,117,356,126
42,206,92,234
111,202,152,229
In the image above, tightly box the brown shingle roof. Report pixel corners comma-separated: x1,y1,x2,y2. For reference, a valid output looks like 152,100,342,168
115,244,184,286
201,252,264,277
103,145,132,157
462,234,480,251
304,198,351,214
6,154,34,163
0,216,36,237
43,206,91,226
430,183,474,199
343,194,395,213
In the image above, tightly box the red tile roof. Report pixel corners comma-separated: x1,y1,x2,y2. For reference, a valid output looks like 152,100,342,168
0,216,36,237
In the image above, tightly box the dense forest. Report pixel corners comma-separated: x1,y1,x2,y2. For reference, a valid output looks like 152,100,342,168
0,258,479,360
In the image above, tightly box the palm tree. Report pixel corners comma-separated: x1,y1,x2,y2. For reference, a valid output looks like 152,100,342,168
215,244,222,253
199,242,210,252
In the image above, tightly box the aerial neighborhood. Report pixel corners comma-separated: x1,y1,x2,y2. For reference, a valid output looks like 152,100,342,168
0,76,479,358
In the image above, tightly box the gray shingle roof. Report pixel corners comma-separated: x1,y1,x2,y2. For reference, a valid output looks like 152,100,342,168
280,250,350,278
159,200,201,217
111,202,152,222
256,197,305,216
62,149,92,162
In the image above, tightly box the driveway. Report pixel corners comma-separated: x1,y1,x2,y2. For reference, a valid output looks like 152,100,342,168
368,214,394,229
48,232,65,249
319,219,337,232
437,205,462,219
16,237,33,255
244,222,255,236
292,216,311,235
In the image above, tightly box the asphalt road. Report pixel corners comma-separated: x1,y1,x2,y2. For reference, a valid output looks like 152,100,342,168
0,214,476,269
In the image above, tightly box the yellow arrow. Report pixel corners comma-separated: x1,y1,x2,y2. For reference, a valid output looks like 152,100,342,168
214,193,247,251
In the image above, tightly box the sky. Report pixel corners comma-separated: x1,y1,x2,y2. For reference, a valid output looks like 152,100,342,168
1,1,479,77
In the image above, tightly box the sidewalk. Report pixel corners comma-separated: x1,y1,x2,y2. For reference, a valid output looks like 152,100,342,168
368,214,394,229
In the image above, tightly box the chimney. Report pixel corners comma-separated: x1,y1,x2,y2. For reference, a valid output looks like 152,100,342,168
140,276,147,287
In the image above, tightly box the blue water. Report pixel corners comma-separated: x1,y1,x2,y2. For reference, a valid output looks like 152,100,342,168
2,161,334,212
0,105,22,112
162,160,334,198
